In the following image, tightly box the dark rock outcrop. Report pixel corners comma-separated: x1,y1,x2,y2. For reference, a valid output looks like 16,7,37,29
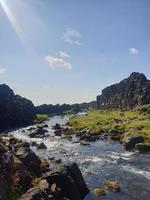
0,142,14,200
43,162,89,200
0,84,35,132
15,147,41,176
97,72,150,109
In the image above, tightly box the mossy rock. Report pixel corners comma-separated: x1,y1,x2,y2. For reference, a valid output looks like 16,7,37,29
93,188,106,196
104,180,120,192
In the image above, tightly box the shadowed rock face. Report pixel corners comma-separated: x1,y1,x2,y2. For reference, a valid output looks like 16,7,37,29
97,72,150,109
0,84,35,131
0,143,14,200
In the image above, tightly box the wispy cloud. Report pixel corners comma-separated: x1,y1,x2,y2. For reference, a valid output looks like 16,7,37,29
0,68,6,75
58,51,70,58
62,28,81,45
129,48,139,55
44,54,72,70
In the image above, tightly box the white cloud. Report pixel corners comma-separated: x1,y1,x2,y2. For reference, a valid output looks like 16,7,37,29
58,51,70,58
129,48,139,55
0,68,6,75
62,28,81,45
44,55,72,70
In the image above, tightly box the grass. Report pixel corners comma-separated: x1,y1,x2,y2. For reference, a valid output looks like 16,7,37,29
36,114,49,121
68,106,150,145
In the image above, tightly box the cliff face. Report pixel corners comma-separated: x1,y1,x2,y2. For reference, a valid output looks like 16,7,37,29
0,84,35,131
97,72,150,109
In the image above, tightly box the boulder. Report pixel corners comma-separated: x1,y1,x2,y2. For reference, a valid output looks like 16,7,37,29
37,142,47,150
15,147,41,176
13,156,33,192
124,136,144,150
29,128,48,138
53,123,61,130
104,180,120,192
54,130,62,136
135,143,150,152
43,162,89,200
93,188,106,196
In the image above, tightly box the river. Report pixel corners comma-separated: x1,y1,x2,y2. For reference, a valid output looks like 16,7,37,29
9,115,150,200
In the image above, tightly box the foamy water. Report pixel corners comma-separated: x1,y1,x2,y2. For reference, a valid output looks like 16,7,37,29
9,115,150,200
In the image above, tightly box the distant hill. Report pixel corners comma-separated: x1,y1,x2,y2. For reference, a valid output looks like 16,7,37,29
97,72,150,109
35,101,96,115
0,84,35,131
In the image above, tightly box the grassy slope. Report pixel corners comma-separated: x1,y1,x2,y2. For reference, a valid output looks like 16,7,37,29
68,106,150,145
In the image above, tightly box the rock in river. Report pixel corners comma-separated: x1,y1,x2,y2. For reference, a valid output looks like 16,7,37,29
135,143,150,152
124,136,144,150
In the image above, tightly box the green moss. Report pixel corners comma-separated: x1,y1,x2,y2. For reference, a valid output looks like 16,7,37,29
68,106,150,143
36,114,49,121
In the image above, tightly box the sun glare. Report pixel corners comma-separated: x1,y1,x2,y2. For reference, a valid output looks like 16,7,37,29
0,0,28,48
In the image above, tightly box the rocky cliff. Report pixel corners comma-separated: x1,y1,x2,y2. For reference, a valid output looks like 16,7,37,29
0,84,35,131
97,72,150,109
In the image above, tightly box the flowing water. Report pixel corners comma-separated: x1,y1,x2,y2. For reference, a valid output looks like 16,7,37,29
9,115,150,200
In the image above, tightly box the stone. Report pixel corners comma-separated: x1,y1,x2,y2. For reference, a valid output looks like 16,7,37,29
15,147,41,176
124,136,144,150
54,130,62,136
43,162,89,200
93,188,106,196
135,143,150,152
104,180,120,192
37,142,47,150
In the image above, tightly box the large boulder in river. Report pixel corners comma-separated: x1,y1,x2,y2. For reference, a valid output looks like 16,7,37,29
0,84,35,132
0,142,14,200
15,147,41,176
124,136,144,150
43,162,89,200
28,128,48,138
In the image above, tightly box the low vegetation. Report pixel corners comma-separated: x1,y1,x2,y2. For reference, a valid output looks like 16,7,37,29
68,105,150,145
36,114,49,123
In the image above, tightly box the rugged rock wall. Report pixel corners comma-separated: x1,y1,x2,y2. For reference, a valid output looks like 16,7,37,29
97,72,150,109
0,84,35,131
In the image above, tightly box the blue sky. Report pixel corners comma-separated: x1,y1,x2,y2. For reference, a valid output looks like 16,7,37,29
0,0,150,105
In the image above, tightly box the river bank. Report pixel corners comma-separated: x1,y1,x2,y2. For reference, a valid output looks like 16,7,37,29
68,108,150,152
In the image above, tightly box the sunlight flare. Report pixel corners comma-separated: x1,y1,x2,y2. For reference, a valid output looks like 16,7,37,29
0,0,28,47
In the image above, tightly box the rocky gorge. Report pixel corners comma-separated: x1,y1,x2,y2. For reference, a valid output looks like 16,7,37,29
0,72,150,200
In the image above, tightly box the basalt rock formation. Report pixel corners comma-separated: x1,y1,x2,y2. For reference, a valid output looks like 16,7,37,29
0,84,35,131
97,72,150,109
